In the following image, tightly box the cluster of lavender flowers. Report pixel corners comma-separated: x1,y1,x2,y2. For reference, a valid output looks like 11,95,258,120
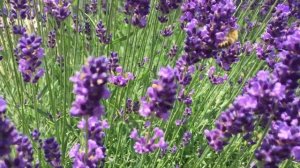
256,4,291,68
9,0,33,19
0,97,35,167
43,138,62,168
108,52,134,87
207,66,228,85
69,56,110,166
205,26,300,167
124,0,150,28
139,66,177,121
15,30,45,83
96,20,112,44
156,0,182,23
288,0,300,18
85,0,98,14
180,0,239,70
130,127,168,154
160,25,174,37
47,30,56,48
175,55,196,86
44,0,71,22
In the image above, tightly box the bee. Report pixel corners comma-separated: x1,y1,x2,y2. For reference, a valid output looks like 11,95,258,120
218,29,239,48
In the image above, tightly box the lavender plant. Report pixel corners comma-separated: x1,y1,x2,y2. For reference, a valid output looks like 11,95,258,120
0,0,299,167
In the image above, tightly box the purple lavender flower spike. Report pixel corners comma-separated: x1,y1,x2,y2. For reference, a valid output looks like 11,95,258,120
182,131,192,146
10,0,29,19
139,66,177,120
69,140,105,167
180,0,238,67
215,42,241,71
130,127,168,154
43,138,62,168
175,55,196,86
205,28,300,167
109,66,135,87
0,97,7,115
44,0,71,21
160,25,174,37
77,116,109,145
0,118,19,157
124,0,150,28
70,56,110,117
156,0,182,23
208,66,228,85
13,25,26,35
168,44,178,58
47,30,56,48
15,135,34,167
256,4,291,68
96,20,112,44
288,0,300,19
16,33,45,83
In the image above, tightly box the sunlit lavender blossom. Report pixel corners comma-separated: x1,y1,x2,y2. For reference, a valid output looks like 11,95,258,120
43,138,62,168
0,119,18,157
47,30,56,48
180,0,238,66
182,131,192,146
205,29,300,160
256,4,291,68
69,140,105,167
12,25,26,35
215,42,241,71
160,25,174,37
168,44,178,58
0,97,7,115
17,33,45,83
44,0,71,21
77,116,109,145
208,66,228,85
15,135,34,167
9,0,29,19
70,56,110,117
130,127,168,154
109,66,134,87
124,0,150,28
96,20,112,44
175,55,196,86
139,66,177,120
156,0,182,22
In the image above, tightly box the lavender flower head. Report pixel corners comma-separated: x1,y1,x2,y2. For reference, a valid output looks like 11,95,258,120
69,140,105,167
180,0,238,65
77,116,109,145
13,25,26,35
0,118,19,157
17,33,45,83
208,66,228,85
109,66,134,87
0,97,7,115
10,0,30,19
124,0,150,28
139,66,177,120
44,0,71,21
96,20,112,44
47,30,56,48
15,135,34,167
156,0,182,22
43,138,62,168
70,56,110,117
160,25,174,37
130,127,168,154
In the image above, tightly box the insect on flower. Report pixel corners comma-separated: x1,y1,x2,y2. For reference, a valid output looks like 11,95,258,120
218,29,239,48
